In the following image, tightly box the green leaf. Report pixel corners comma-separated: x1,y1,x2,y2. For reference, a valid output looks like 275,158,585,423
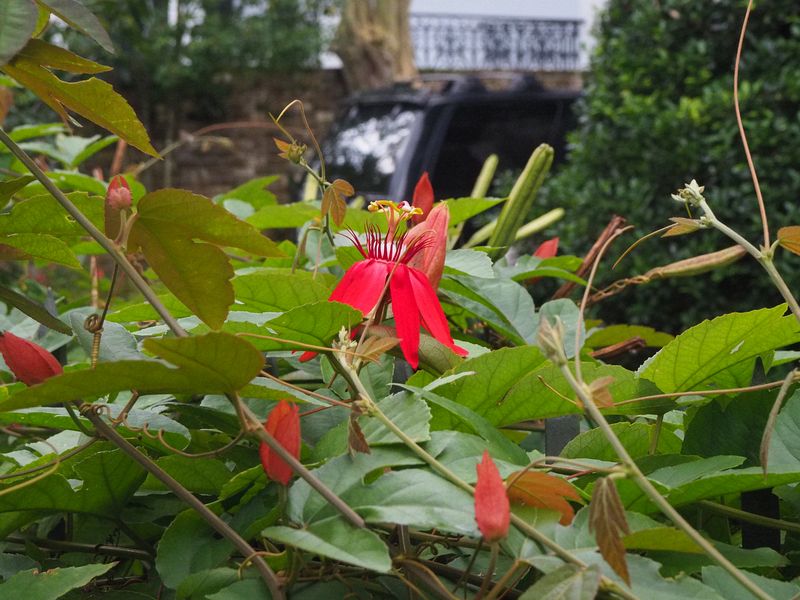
443,274,536,344
221,301,362,352
217,175,278,209
0,563,114,600
0,285,71,334
128,189,284,328
107,293,192,322
233,270,330,313
766,390,800,470
247,202,319,229
348,469,477,536
640,306,800,393
143,456,232,495
0,0,38,67
683,392,774,467
157,510,233,590
409,346,547,429
358,393,431,446
0,232,81,268
36,0,114,53
0,175,34,201
702,566,800,600
2,40,157,156
403,385,528,464
69,308,143,362
1,332,264,409
0,191,103,236
0,447,145,517
519,564,601,600
585,324,674,349
562,422,682,461
444,196,505,225
206,579,270,600
444,249,494,278
69,134,117,168
263,522,391,573
175,567,239,600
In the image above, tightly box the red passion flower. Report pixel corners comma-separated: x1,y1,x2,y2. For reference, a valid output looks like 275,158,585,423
328,200,466,369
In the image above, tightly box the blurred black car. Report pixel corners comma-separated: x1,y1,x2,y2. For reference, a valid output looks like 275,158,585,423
317,74,580,201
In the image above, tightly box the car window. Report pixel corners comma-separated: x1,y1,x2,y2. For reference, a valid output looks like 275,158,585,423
322,103,421,196
429,101,568,199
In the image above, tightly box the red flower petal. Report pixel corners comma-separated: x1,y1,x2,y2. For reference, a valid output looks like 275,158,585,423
259,400,301,485
475,450,510,542
411,172,434,225
330,259,390,315
0,332,62,386
389,264,421,369
408,267,467,356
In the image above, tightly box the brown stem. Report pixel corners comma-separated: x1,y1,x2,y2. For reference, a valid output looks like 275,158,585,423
0,127,187,338
231,394,365,529
83,407,285,599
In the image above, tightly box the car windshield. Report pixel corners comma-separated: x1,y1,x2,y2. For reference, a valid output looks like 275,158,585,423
322,102,420,196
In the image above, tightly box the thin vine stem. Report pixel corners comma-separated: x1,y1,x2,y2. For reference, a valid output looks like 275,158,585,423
733,0,769,248
0,127,187,338
229,393,366,529
82,406,285,599
558,364,770,600
331,353,639,600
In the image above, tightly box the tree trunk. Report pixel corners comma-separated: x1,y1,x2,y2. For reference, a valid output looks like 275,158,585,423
333,0,417,91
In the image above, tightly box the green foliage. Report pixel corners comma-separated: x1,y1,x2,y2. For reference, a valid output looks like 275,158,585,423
544,0,800,330
2,3,800,598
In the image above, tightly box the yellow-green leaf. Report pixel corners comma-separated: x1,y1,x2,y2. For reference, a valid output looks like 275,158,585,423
36,0,114,53
129,188,285,328
1,332,264,410
0,232,80,268
2,40,157,156
10,38,109,74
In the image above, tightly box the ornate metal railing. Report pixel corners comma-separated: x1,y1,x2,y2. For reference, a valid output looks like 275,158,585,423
410,14,582,72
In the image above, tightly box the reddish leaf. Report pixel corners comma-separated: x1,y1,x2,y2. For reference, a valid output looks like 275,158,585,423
778,226,800,256
322,178,353,226
411,172,434,224
506,470,582,525
589,477,631,585
348,413,370,455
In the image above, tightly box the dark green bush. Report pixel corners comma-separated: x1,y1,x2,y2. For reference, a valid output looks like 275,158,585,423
543,0,800,331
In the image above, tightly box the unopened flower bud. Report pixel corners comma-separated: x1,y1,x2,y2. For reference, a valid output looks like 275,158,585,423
0,331,62,386
106,176,132,211
538,317,568,366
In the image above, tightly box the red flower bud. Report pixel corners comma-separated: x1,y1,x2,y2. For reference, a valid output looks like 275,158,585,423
474,450,510,542
411,172,434,224
259,400,301,485
106,176,132,211
533,237,559,259
0,331,62,386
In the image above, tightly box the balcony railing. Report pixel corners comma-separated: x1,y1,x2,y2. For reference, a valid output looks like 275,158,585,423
410,14,582,72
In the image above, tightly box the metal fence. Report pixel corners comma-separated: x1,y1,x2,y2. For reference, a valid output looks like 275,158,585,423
410,13,582,72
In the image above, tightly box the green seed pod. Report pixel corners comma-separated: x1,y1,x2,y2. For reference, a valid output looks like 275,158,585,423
471,153,499,199
487,144,554,260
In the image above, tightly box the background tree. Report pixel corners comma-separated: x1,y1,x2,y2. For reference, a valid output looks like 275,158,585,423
542,0,800,331
62,0,329,178
333,0,417,91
